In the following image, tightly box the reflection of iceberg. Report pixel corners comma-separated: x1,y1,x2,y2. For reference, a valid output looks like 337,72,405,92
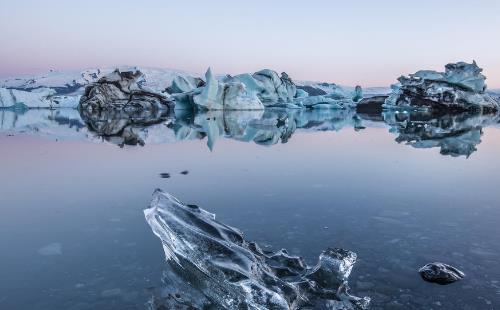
384,111,499,157
2,107,499,158
168,109,361,149
0,108,89,140
145,190,370,310
80,109,174,147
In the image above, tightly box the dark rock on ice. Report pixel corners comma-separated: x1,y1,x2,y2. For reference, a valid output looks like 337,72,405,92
145,189,370,309
79,69,173,112
179,170,189,175
384,61,500,112
419,262,465,285
159,173,170,178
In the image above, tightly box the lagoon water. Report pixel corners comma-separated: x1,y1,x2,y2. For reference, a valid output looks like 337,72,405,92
0,108,499,309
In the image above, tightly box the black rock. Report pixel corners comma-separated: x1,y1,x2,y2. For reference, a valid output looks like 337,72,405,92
159,173,170,179
180,170,189,175
419,262,465,285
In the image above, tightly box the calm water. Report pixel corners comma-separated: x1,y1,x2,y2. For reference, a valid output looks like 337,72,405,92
0,108,499,309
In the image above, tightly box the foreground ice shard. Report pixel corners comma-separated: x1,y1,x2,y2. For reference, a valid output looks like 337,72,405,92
144,190,370,309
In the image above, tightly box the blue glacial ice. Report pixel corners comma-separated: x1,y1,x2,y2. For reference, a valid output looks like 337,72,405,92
144,189,370,310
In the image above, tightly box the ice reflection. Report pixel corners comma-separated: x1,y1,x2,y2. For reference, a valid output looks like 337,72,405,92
1,108,498,157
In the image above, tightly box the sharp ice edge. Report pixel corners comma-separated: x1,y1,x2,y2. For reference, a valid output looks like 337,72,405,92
144,189,370,310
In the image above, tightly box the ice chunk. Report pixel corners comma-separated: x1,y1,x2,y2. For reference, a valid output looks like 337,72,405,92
192,68,264,111
79,69,173,112
384,61,499,112
295,88,309,98
0,87,75,109
144,189,369,309
193,68,224,110
419,262,465,285
166,75,205,94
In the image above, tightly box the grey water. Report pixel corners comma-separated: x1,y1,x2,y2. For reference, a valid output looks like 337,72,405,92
0,108,499,309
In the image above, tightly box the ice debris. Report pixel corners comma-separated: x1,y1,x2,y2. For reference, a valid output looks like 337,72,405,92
145,189,370,309
419,262,465,285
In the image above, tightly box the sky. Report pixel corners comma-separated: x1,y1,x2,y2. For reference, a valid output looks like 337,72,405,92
1,0,499,87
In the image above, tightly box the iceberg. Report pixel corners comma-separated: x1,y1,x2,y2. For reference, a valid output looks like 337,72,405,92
0,87,80,109
79,69,173,113
384,61,500,112
190,68,265,111
145,189,370,310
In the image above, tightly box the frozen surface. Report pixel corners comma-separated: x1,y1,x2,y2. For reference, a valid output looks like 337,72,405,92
145,189,369,309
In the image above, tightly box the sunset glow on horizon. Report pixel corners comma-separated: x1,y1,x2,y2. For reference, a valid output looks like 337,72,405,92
1,0,500,88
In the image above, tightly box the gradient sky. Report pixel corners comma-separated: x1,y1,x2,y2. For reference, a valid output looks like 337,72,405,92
1,0,499,87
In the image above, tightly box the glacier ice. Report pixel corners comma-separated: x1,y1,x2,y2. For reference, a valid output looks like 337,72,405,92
166,75,205,94
384,61,500,112
190,68,265,111
79,69,173,112
0,87,80,109
144,189,370,310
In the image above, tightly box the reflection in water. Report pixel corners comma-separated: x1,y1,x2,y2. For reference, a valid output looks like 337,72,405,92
382,111,499,157
1,107,499,157
144,189,370,310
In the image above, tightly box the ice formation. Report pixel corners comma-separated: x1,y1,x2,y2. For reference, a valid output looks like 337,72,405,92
419,263,465,285
0,67,199,109
0,87,80,109
167,68,364,111
192,68,265,110
166,75,205,94
79,70,173,112
144,189,370,310
384,61,500,112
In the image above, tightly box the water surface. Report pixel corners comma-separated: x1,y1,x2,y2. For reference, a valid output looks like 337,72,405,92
0,108,499,309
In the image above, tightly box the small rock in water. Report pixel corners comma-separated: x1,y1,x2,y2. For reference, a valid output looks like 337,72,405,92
180,170,189,175
38,243,62,256
419,262,465,285
159,173,170,178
